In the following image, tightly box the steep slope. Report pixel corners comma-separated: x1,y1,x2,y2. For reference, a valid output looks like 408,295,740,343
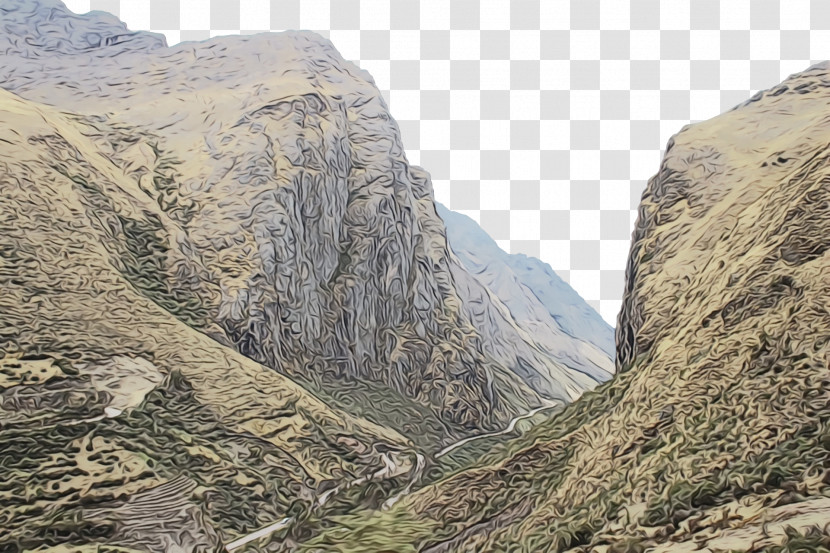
297,62,830,552
437,203,614,383
0,2,666,550
0,87,412,552
0,0,565,441
0,3,623,550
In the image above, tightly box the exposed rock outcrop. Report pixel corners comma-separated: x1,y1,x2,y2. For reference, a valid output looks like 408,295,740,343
0,2,632,550
0,0,166,58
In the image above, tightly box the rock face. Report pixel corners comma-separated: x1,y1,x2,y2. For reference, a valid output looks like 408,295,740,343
300,63,830,552
0,0,166,57
0,0,612,436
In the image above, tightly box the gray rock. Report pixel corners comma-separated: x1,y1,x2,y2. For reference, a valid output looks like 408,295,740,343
0,0,166,58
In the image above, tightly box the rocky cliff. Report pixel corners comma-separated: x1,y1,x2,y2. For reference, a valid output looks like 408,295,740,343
0,84,413,551
300,62,830,552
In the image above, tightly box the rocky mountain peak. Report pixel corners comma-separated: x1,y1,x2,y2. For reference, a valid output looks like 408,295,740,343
0,0,166,57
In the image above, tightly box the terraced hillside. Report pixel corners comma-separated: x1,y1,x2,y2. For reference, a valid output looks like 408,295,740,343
295,62,830,553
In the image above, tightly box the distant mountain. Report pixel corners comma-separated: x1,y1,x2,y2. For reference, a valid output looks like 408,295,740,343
506,254,615,356
301,63,830,552
436,203,614,384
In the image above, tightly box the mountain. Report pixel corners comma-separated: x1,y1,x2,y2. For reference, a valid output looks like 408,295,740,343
0,2,618,551
297,63,830,552
0,0,539,439
0,84,415,553
436,203,614,384
506,255,615,357
0,0,166,57
0,0,617,440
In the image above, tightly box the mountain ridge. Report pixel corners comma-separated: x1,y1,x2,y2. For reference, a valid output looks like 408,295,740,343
0,0,167,57
436,203,615,367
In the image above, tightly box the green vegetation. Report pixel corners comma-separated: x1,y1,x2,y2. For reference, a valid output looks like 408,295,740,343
113,211,210,328
0,369,316,550
643,416,830,528
292,329,830,552
423,406,561,483
293,373,457,452
758,526,830,552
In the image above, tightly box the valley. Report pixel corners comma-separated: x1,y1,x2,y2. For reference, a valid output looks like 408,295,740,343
2,1,830,552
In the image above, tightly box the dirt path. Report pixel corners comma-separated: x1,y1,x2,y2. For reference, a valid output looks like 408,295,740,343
435,403,560,459
225,517,293,551
225,451,415,552
382,452,426,510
